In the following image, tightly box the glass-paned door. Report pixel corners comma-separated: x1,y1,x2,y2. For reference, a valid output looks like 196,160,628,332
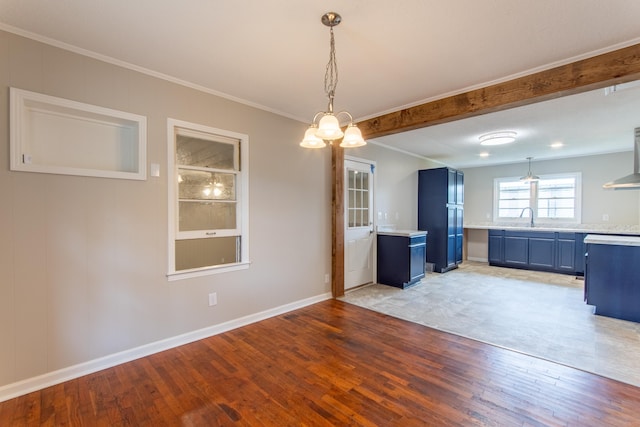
345,159,375,290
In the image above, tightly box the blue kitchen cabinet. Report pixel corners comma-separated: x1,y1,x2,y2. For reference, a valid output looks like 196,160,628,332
489,229,582,275
528,232,556,269
488,230,504,263
418,167,463,273
455,207,464,264
503,233,529,266
585,237,640,322
377,232,427,289
557,232,578,272
573,233,586,275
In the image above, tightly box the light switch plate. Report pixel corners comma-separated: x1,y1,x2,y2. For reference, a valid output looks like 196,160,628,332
208,292,217,306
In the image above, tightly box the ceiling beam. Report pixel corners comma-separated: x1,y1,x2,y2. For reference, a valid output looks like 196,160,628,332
358,43,640,139
332,42,640,299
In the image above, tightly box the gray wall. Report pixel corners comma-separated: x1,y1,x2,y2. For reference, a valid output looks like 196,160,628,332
462,151,640,260
0,30,432,392
462,151,639,225
0,31,334,388
351,143,439,230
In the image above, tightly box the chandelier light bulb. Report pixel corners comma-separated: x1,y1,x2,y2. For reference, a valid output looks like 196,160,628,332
316,114,344,140
299,126,326,148
340,124,366,147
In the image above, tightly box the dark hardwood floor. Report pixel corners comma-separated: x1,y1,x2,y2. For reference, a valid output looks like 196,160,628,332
2,299,640,426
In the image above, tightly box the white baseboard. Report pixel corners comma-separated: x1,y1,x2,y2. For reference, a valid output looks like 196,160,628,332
0,292,332,403
467,256,488,263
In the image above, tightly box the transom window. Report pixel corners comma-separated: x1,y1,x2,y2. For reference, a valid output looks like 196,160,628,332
167,119,249,280
494,173,581,223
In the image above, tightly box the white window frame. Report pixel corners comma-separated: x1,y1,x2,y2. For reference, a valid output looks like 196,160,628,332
10,87,147,180
167,118,249,280
493,172,582,224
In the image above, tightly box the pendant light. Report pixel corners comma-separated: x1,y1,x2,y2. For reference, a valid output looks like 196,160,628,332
299,12,366,149
520,157,540,182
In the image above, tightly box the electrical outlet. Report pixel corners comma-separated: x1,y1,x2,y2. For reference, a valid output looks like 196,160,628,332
602,214,609,221
208,292,217,306
325,274,330,284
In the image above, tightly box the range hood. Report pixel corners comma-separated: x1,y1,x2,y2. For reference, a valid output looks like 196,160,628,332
602,127,640,190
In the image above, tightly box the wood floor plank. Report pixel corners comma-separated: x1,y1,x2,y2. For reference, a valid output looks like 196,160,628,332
2,299,640,426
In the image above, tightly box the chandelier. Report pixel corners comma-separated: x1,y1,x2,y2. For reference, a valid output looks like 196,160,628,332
299,12,366,149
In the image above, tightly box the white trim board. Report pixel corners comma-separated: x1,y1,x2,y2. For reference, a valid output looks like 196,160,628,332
0,293,332,403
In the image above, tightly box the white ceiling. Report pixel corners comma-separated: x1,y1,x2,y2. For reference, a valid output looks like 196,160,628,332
2,0,640,168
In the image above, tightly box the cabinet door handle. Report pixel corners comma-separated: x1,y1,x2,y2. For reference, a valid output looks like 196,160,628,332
206,232,217,236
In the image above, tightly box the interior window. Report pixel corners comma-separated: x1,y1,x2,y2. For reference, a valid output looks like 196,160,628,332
167,119,249,280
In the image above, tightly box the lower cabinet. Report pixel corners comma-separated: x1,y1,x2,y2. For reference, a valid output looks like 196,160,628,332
528,233,555,269
377,232,427,289
489,230,585,275
503,234,529,266
585,241,640,322
557,233,579,273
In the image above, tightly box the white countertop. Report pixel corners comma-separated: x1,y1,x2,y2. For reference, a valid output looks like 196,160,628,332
464,222,640,235
584,234,640,246
376,229,427,238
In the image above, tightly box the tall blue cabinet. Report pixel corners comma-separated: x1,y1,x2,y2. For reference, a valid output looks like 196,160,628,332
418,167,464,273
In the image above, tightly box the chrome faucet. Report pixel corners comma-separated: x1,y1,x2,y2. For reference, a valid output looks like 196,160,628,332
519,207,535,227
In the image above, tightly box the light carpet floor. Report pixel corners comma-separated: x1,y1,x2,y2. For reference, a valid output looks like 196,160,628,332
340,261,640,387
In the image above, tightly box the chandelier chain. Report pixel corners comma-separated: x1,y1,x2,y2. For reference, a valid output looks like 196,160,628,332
324,26,338,106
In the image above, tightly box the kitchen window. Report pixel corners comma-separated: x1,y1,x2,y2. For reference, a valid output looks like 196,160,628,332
494,172,581,223
167,119,249,280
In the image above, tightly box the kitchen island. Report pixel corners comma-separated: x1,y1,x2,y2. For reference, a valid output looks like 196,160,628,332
377,230,427,289
584,234,640,323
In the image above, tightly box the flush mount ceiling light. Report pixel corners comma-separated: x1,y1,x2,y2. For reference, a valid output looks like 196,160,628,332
478,131,517,146
299,12,366,149
520,157,540,182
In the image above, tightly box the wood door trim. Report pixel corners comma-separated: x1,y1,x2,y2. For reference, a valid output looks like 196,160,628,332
331,42,640,298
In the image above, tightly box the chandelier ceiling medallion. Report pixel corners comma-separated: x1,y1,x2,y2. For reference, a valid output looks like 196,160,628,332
299,12,366,149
